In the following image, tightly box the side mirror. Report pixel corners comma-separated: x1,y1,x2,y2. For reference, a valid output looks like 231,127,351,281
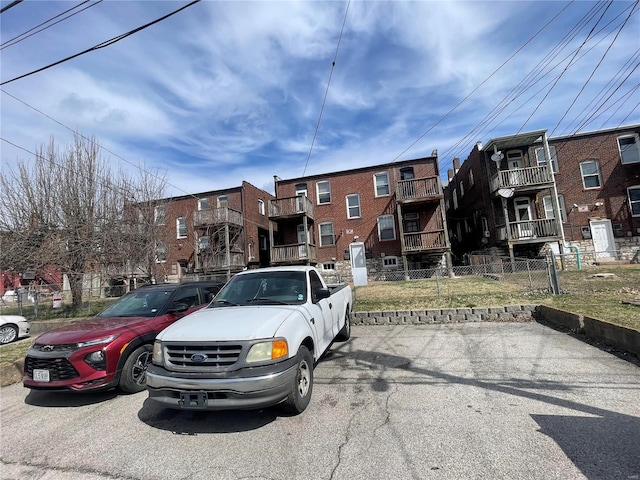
314,288,331,302
168,303,189,314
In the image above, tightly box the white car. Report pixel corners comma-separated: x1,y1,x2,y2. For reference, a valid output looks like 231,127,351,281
0,315,31,344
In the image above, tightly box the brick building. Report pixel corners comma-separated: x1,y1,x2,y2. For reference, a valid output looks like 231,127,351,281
273,156,452,280
445,124,640,264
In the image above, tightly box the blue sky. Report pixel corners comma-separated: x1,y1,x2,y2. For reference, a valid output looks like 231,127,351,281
1,0,639,197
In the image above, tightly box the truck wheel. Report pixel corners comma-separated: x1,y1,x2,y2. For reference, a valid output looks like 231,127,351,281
282,346,313,414
335,308,351,341
119,345,152,394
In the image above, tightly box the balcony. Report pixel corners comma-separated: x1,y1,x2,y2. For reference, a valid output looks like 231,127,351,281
271,243,317,265
193,207,243,228
489,166,553,195
496,219,562,243
199,252,245,271
402,230,448,253
269,196,314,220
396,176,443,204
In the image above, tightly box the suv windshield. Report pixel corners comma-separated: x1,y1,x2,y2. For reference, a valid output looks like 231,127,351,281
211,271,306,306
97,289,173,318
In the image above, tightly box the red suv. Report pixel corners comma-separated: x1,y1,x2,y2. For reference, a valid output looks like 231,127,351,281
23,282,223,393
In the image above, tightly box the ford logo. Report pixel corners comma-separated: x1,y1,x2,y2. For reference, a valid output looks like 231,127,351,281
191,353,208,363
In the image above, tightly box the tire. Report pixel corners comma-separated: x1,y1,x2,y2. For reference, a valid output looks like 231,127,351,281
0,325,18,345
335,308,351,341
119,345,153,393
281,346,313,414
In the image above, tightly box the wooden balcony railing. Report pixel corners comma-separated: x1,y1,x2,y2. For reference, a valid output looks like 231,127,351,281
402,231,447,252
193,207,243,227
496,219,561,241
396,177,442,203
489,166,553,193
269,196,314,220
199,252,245,270
271,243,317,264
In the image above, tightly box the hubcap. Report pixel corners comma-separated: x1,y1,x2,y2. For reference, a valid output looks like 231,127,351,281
132,351,152,385
297,360,310,398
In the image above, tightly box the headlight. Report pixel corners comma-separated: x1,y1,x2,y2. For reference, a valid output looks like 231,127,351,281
152,341,163,363
76,335,119,349
246,339,288,363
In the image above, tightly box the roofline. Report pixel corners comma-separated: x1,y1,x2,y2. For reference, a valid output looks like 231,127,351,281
483,129,547,152
544,123,640,143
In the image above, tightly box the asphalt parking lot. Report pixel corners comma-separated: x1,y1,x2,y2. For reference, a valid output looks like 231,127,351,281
1,322,639,480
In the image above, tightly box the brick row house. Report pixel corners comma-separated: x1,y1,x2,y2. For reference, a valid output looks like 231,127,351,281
444,124,640,264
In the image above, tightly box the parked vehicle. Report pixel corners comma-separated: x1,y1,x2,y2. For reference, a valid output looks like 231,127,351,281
146,266,353,414
0,315,30,344
23,281,224,393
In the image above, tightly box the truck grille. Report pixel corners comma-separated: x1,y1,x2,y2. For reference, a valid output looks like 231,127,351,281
165,343,243,369
25,357,80,381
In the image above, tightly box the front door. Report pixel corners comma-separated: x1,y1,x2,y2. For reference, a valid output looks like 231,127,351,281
507,151,524,186
297,224,308,259
590,219,616,260
514,197,532,238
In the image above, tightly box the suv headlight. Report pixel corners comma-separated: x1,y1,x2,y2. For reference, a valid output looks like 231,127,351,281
152,341,163,363
76,335,119,349
246,339,288,363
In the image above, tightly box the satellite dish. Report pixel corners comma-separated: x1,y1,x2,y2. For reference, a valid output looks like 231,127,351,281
498,188,515,198
491,151,504,163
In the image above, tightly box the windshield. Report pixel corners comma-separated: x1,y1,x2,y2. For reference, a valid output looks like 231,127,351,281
97,289,172,318
210,271,306,307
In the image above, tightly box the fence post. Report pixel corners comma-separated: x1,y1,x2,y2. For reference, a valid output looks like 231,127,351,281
527,259,533,289
548,252,560,294
435,268,441,301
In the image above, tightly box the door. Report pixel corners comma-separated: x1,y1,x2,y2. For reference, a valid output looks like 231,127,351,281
514,198,532,238
507,151,524,185
307,270,334,352
297,224,308,259
590,220,616,260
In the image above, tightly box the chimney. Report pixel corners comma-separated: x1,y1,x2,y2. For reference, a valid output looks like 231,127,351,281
447,168,454,182
453,157,460,173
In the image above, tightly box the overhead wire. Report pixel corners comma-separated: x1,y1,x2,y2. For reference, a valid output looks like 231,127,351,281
0,0,24,15
0,0,201,86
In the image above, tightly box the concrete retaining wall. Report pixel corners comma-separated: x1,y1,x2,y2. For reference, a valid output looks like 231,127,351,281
353,305,538,325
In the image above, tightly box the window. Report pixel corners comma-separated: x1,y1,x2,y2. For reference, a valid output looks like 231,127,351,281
618,134,640,165
382,256,398,268
295,183,308,197
319,222,335,246
399,167,414,180
198,198,210,211
258,199,265,215
217,195,228,208
452,189,458,210
374,172,390,196
629,186,640,216
580,160,601,189
445,198,450,210
377,215,396,241
316,181,331,204
154,205,166,225
543,195,567,222
535,146,559,172
155,243,166,263
198,236,209,251
468,169,474,187
464,218,470,233
404,213,419,233
346,194,361,219
460,180,464,198
176,217,187,239
322,262,336,271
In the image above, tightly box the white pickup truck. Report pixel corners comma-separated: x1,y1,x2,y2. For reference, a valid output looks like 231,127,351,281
146,266,352,414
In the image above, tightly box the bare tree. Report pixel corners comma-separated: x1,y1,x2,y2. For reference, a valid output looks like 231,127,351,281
0,134,166,307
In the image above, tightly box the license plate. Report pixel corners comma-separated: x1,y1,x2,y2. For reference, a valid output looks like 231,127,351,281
178,391,207,409
33,369,50,382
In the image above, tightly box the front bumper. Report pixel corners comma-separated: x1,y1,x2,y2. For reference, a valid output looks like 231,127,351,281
146,359,298,410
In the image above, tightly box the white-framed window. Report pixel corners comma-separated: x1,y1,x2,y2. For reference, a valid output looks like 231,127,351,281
295,183,308,197
535,146,559,172
374,172,390,197
377,215,396,241
155,243,167,263
217,195,228,208
618,134,640,165
198,236,209,251
452,189,458,210
543,194,567,222
319,222,335,246
316,181,331,204
382,256,398,268
580,160,601,189
154,205,166,225
198,198,210,211
628,186,640,216
258,199,265,215
460,180,465,198
176,217,187,239
346,194,361,219
468,169,474,187
322,262,336,271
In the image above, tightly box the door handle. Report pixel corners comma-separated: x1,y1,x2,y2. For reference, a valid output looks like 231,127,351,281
310,317,315,324
329,303,332,309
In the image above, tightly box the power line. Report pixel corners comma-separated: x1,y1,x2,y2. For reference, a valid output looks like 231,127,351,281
1,1,103,50
1,0,201,85
0,0,24,15
302,0,351,177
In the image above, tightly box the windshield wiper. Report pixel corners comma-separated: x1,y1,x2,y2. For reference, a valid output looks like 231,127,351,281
245,298,290,305
210,299,240,307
